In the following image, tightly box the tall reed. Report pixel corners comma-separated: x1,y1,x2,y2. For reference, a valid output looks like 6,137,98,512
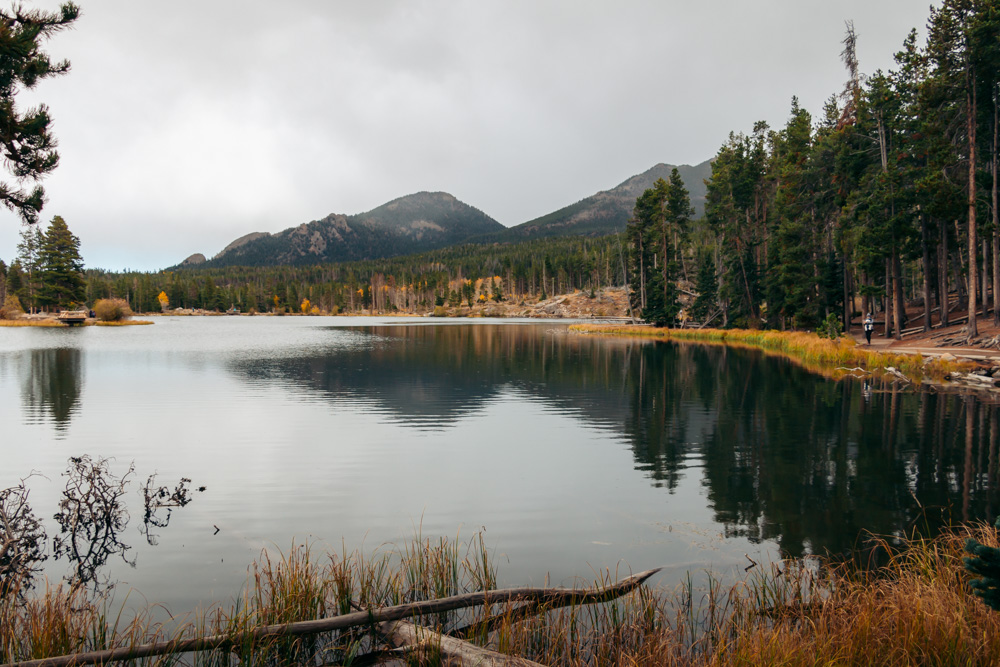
5,526,1000,665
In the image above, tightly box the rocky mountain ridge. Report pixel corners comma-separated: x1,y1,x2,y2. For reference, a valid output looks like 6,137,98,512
181,160,712,269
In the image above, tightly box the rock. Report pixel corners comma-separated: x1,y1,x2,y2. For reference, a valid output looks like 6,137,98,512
940,353,957,362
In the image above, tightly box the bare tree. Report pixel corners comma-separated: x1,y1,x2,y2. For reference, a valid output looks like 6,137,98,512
0,476,47,598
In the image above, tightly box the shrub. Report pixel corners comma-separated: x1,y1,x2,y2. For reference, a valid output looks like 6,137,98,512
816,312,843,339
93,298,132,322
0,294,24,320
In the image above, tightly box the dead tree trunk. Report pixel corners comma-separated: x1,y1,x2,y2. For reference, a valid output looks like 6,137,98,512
379,619,546,666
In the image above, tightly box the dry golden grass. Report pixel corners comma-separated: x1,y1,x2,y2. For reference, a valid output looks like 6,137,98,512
482,525,1000,666
571,324,975,383
4,527,1000,666
0,319,67,327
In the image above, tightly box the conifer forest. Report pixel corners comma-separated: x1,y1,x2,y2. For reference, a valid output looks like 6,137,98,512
1,0,997,335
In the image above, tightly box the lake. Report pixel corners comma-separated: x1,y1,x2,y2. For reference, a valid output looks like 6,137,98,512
1,317,997,616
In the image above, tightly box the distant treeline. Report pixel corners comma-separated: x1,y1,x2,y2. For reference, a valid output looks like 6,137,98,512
84,235,627,313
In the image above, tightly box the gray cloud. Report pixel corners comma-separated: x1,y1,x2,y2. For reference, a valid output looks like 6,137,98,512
0,1,937,271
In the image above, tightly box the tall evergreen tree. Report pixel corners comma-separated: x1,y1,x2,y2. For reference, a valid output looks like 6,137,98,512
704,126,769,327
627,177,686,327
769,97,820,329
0,2,79,224
691,249,718,324
37,215,83,309
0,258,7,308
927,0,991,340
15,223,42,311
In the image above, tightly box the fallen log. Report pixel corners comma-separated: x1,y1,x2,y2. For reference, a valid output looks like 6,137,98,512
379,618,545,666
2,568,661,667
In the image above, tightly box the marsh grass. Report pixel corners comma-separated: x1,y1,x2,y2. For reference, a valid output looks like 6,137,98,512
0,319,67,327
571,324,974,383
0,318,153,327
5,527,1000,665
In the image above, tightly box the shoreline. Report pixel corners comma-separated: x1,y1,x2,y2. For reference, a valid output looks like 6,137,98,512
570,323,1000,391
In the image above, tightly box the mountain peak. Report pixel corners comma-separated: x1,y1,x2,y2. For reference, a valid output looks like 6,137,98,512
200,192,502,268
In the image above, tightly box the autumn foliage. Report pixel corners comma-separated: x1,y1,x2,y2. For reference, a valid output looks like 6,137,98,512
0,294,24,319
93,298,132,322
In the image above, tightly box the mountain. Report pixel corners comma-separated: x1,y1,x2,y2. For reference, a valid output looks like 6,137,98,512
182,160,714,268
202,192,504,268
503,159,712,240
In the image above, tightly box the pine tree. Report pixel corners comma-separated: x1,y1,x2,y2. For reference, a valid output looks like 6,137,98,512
0,3,79,223
691,250,718,324
15,223,42,311
704,125,769,327
37,215,83,309
6,259,24,302
769,97,821,329
627,180,682,327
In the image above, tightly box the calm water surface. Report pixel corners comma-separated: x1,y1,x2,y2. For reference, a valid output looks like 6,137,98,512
1,317,998,614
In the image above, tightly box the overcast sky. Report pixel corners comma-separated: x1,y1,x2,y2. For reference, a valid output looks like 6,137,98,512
0,1,939,272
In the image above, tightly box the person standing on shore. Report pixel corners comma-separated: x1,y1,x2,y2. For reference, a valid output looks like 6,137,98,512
864,312,874,345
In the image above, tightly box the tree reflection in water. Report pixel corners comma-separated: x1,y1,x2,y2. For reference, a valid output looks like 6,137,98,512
624,340,1000,559
229,324,1000,559
21,347,82,431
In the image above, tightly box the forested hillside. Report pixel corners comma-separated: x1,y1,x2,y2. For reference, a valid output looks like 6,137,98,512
87,234,626,314
627,1,1000,337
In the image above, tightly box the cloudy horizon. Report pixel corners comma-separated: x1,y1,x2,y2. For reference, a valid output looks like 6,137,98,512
0,1,939,272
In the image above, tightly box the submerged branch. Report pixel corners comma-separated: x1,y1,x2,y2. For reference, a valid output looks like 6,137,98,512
379,618,546,666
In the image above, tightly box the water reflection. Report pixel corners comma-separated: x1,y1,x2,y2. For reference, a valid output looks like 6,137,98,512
8,322,1000,563
21,348,82,431
227,325,634,430
225,325,1000,557
623,340,1000,557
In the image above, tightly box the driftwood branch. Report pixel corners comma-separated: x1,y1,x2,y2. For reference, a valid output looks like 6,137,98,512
2,568,661,667
883,366,911,383
379,618,546,666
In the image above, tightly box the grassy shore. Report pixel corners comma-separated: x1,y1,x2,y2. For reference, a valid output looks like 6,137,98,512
0,318,153,327
0,319,67,327
571,324,975,383
3,526,1000,665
